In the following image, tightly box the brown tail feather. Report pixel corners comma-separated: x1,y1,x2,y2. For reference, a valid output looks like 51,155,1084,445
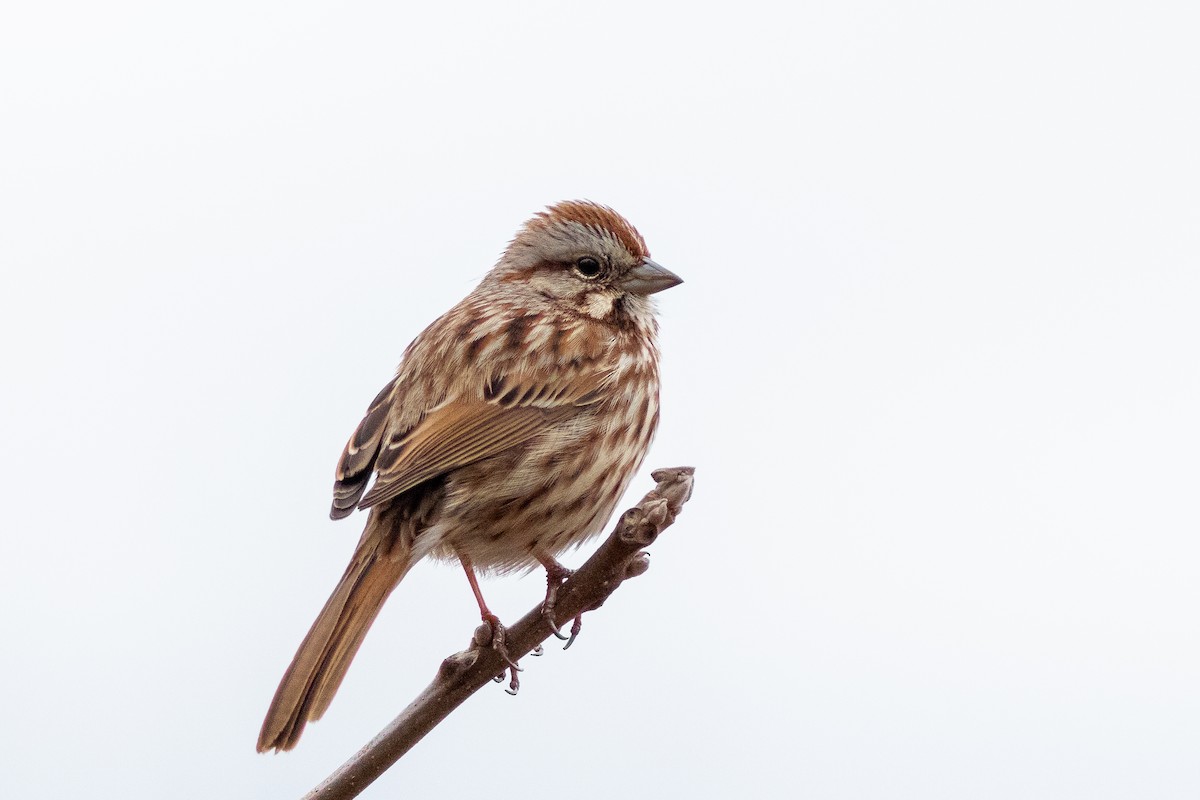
257,532,413,752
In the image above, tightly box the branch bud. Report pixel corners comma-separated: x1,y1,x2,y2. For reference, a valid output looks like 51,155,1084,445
623,552,651,579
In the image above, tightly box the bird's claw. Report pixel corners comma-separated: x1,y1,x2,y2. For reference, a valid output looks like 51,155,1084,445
543,604,570,641
563,614,583,650
482,614,522,694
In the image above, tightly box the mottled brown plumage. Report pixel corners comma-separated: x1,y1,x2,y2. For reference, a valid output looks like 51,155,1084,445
257,201,681,753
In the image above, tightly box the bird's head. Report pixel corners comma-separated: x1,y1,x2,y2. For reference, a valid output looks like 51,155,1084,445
488,200,682,327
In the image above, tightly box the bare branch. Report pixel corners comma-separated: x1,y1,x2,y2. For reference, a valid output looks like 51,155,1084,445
301,467,696,800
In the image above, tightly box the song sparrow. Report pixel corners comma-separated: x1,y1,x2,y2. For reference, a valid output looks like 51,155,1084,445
257,201,681,752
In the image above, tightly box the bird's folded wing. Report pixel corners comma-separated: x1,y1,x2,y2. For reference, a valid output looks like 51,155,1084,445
357,400,572,510
353,368,607,512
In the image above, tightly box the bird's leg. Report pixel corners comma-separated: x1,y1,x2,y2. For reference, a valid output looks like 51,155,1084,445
458,553,522,694
538,555,572,640
537,554,583,647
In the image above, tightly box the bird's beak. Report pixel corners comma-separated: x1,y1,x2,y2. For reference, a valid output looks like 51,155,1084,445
620,258,683,296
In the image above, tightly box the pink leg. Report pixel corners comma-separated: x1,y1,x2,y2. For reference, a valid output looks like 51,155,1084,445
458,552,522,694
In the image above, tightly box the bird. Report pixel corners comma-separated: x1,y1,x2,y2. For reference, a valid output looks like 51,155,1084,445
257,200,681,752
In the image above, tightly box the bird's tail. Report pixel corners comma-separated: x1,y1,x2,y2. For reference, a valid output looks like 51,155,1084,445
257,524,413,752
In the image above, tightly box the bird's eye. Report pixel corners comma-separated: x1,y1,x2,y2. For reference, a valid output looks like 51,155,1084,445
574,257,602,279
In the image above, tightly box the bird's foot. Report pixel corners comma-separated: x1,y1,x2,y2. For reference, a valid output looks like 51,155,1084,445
540,560,576,644
479,613,522,695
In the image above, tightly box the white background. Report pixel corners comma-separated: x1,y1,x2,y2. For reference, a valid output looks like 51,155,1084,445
2,2,1198,798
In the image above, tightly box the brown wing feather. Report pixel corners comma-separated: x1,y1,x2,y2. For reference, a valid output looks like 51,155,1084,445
354,367,608,513
357,400,575,510
331,376,401,519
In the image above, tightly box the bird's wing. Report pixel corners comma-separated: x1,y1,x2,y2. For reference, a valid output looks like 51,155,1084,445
330,375,403,519
338,370,607,516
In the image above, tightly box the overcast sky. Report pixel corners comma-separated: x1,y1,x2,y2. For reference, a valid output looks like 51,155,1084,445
2,2,1198,798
